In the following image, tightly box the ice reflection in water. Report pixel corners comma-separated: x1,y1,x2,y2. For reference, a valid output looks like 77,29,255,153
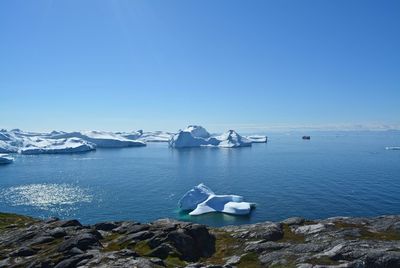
1,184,92,211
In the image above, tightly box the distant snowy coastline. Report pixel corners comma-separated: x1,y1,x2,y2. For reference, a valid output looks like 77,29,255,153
0,126,268,156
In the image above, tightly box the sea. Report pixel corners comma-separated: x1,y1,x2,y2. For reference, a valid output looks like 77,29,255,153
1,131,399,227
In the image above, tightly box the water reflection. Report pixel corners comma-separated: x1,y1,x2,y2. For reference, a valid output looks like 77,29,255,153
0,183,92,211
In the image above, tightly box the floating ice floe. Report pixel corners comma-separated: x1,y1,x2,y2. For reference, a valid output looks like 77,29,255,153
0,154,14,164
49,131,146,148
178,183,255,216
386,146,400,150
245,135,268,143
19,137,96,154
169,126,252,148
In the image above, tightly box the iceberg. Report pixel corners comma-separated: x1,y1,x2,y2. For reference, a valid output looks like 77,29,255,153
19,137,96,155
215,130,252,148
0,140,19,153
246,135,268,143
178,183,255,216
169,131,209,148
386,146,400,150
169,126,252,148
0,154,14,164
49,131,146,148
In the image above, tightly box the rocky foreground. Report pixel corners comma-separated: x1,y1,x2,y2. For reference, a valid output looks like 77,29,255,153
1,213,400,268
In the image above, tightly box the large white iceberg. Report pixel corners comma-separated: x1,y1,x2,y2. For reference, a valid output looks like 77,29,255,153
169,131,209,148
49,131,146,148
19,137,96,155
178,183,255,216
0,154,14,164
169,126,252,148
215,130,252,148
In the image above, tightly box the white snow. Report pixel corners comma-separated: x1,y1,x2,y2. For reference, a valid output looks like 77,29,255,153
184,125,211,138
246,135,268,143
0,154,14,164
119,130,174,143
50,131,146,148
19,137,96,154
178,183,255,216
386,146,400,150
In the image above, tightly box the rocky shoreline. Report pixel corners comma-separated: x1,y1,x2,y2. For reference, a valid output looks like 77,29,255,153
1,213,400,268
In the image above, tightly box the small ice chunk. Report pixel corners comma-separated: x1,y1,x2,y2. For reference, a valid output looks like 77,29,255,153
386,146,400,150
0,154,14,164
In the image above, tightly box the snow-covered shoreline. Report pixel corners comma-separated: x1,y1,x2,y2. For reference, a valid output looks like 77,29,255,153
0,126,269,156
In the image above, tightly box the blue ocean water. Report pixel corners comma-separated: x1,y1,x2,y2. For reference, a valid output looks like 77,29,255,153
0,132,399,227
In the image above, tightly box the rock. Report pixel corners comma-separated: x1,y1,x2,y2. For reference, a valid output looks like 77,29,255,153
294,223,326,235
245,241,290,253
45,217,60,223
281,217,305,226
0,258,11,267
150,257,165,266
365,251,400,268
30,235,54,245
67,247,84,256
54,253,93,268
2,213,400,268
167,230,197,260
49,227,67,238
225,255,241,265
93,222,119,231
112,222,144,234
9,246,36,257
148,243,175,259
116,249,139,257
58,233,101,252
185,224,215,257
259,251,288,265
128,230,154,240
58,219,82,228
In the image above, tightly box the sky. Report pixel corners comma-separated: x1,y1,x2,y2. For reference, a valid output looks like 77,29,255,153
0,0,399,133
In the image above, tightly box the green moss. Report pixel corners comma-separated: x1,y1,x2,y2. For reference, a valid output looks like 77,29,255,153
358,228,400,241
237,252,261,268
307,256,339,265
269,262,296,268
134,240,152,255
0,213,35,230
101,233,127,252
164,255,187,268
334,221,400,241
278,224,305,243
203,230,241,265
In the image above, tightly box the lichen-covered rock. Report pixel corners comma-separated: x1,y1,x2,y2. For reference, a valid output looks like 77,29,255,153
1,212,400,267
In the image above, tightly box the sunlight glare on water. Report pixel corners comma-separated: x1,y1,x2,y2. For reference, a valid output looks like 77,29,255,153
0,183,92,212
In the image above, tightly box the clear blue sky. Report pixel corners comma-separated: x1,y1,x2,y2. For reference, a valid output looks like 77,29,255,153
1,0,399,133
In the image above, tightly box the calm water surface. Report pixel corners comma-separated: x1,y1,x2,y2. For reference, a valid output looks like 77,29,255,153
1,132,399,226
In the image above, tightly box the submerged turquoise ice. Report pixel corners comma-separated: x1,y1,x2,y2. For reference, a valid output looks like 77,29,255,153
0,132,399,227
